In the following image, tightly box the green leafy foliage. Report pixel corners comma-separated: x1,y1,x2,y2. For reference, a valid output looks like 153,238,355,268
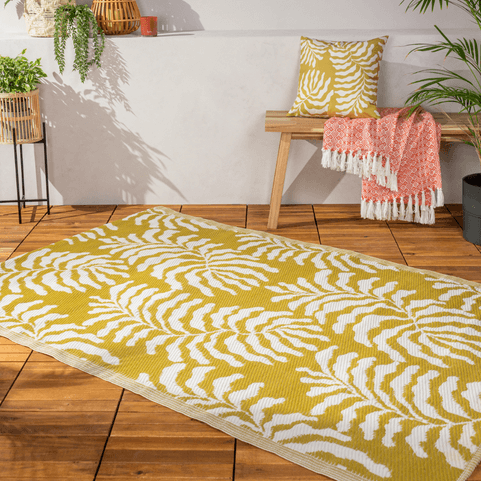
403,0,481,167
0,49,47,94
54,5,105,83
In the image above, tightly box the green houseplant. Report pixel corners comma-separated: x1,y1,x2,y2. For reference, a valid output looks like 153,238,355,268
403,0,481,244
0,49,47,94
0,49,47,144
54,4,105,83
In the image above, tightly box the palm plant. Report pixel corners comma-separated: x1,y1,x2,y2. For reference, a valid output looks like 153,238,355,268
403,0,481,169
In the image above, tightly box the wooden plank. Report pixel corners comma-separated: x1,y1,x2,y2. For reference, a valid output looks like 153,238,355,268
9,205,116,258
118,391,183,414
235,441,331,480
111,421,231,438
19,361,107,381
0,411,114,435
0,344,31,354
0,380,12,401
0,399,119,412
4,378,122,402
180,205,247,228
0,462,97,480
446,203,481,254
0,435,105,479
28,352,59,362
96,462,233,479
0,206,46,261
313,205,405,264
96,478,231,481
0,361,25,403
104,436,233,451
0,362,24,381
101,449,233,464
96,478,232,481
110,406,229,438
388,207,481,282
0,353,30,362
265,110,474,141
113,411,199,426
247,205,320,244
109,204,181,224
100,385,234,478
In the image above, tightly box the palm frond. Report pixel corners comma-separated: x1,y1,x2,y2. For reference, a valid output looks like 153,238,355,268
409,27,481,78
407,84,481,109
410,68,477,89
401,0,449,13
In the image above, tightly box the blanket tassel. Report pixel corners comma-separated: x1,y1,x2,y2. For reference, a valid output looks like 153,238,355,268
321,149,398,188
360,194,438,224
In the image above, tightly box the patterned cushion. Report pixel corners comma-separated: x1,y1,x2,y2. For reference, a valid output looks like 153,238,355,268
287,36,388,119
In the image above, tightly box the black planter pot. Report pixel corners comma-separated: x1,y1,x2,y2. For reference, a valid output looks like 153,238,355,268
462,173,481,245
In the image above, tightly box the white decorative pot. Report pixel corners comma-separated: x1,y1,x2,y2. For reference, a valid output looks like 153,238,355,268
24,0,76,37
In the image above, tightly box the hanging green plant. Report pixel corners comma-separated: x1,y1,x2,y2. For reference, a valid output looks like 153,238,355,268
54,4,105,83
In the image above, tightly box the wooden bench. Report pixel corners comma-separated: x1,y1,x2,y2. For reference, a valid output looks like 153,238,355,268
265,110,472,229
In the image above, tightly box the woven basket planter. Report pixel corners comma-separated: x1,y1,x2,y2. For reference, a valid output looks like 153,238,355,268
0,90,43,145
24,0,76,37
91,0,140,35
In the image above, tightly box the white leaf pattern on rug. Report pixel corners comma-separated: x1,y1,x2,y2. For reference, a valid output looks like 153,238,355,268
0,206,480,481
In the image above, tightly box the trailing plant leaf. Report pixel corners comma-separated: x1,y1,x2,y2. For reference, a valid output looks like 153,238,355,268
54,5,105,83
0,49,47,94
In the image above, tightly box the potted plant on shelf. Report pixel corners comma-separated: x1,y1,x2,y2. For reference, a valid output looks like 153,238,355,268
54,4,105,83
3,0,76,37
0,49,47,144
402,0,481,245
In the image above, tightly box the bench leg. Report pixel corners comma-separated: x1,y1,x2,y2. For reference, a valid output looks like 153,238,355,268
267,132,292,229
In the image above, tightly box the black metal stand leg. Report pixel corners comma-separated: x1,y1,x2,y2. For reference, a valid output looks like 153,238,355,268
20,143,26,208
12,128,22,224
42,122,50,215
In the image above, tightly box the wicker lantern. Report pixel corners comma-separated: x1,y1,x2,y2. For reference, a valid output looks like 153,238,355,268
91,0,141,35
24,0,76,37
0,90,43,145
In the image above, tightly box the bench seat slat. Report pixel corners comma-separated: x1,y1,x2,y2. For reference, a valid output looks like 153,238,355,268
265,110,474,141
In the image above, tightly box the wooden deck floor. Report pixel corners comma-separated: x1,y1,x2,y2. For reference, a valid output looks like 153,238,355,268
0,203,480,480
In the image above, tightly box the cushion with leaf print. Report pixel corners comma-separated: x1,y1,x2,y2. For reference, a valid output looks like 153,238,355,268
287,36,388,119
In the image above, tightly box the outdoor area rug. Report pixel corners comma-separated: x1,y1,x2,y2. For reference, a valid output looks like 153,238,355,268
1,206,481,481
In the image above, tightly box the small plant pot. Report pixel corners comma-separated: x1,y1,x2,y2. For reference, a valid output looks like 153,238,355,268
462,173,481,245
0,90,43,144
141,16,157,36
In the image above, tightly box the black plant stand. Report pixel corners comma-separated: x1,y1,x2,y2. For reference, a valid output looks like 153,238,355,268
0,122,50,224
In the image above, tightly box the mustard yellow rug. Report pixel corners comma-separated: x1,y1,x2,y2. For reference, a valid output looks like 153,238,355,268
1,206,481,481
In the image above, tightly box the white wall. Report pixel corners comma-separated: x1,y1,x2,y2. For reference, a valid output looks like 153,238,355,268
0,2,479,206
0,0,474,33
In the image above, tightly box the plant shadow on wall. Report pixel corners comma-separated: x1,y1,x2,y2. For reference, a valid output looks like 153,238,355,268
138,0,203,32
41,41,186,204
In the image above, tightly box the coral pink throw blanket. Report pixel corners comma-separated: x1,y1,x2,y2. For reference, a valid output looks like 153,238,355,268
321,108,444,224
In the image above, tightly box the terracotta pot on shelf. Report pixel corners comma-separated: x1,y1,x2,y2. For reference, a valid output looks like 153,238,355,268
91,0,141,35
140,16,157,36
